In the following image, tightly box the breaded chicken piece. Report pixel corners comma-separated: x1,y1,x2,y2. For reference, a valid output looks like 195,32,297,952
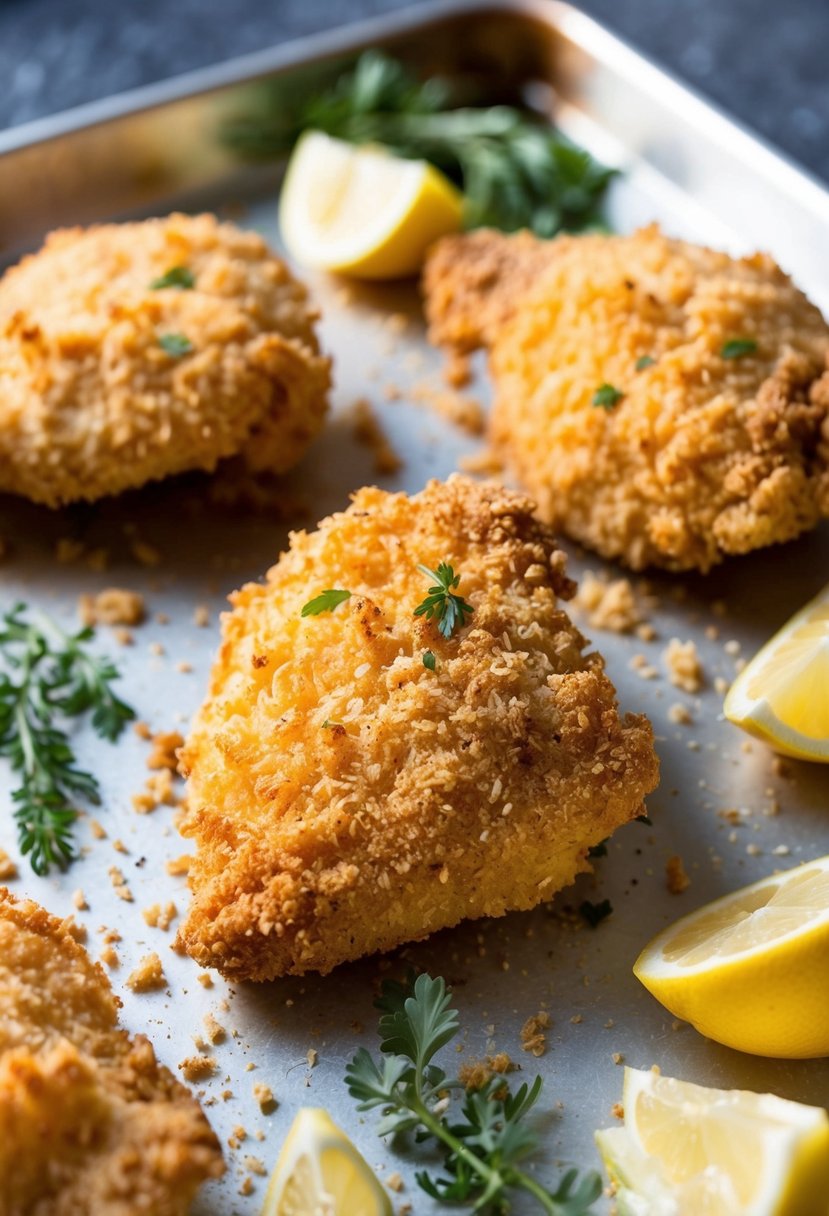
0,888,222,1215
424,225,829,571
177,476,658,980
0,213,330,506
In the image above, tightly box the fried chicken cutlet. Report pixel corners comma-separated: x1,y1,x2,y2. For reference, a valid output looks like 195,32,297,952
424,225,829,571
0,889,222,1216
0,213,330,506
177,476,658,980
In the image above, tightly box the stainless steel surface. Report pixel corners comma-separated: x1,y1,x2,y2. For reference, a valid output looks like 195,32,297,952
1,3,828,1213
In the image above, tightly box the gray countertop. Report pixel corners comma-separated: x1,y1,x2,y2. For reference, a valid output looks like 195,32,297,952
1,0,828,183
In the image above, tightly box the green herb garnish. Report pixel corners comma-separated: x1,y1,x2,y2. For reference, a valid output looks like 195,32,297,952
635,355,655,370
0,604,134,875
579,899,613,928
158,333,193,357
414,563,473,639
346,973,602,1213
592,384,623,410
222,49,615,237
721,339,757,360
423,650,437,671
301,589,352,617
150,266,195,290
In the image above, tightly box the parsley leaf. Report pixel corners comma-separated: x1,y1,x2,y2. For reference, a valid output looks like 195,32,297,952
635,355,655,370
0,604,134,874
150,266,195,290
222,49,616,237
414,563,473,639
721,338,757,360
423,650,437,671
158,333,193,357
346,973,602,1213
592,384,623,411
301,589,352,617
579,899,613,928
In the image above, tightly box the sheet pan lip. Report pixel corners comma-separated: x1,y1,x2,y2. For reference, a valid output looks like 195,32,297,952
0,0,827,215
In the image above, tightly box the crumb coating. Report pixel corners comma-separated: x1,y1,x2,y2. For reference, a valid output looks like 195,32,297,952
178,476,658,980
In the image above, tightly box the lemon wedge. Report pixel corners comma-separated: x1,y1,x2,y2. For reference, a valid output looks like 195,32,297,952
633,854,829,1057
596,1067,829,1216
262,1107,391,1216
279,130,463,278
724,582,829,762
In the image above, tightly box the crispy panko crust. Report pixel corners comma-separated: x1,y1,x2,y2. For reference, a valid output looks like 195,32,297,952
424,225,829,571
0,888,222,1216
0,213,330,506
177,476,658,980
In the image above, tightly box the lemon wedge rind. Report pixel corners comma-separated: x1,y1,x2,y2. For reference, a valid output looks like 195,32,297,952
279,130,463,279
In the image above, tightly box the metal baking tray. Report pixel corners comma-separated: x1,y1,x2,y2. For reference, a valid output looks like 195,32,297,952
1,2,828,1212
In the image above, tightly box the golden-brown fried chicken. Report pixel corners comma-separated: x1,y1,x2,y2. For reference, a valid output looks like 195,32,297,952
0,889,222,1216
177,476,658,980
424,225,829,571
0,213,330,506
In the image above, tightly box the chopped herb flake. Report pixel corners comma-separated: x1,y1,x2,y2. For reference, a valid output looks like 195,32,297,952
580,898,613,928
158,333,193,357
422,650,437,671
721,338,757,360
414,563,473,639
301,589,352,617
635,355,656,370
150,266,195,290
592,383,624,410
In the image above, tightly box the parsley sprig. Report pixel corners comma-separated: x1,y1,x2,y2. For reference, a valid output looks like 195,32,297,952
301,589,352,617
346,973,602,1213
222,50,615,236
414,563,473,639
0,604,134,874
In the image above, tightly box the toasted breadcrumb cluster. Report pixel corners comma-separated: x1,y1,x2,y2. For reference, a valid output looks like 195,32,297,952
177,476,657,980
0,213,330,506
0,889,222,1215
424,225,829,571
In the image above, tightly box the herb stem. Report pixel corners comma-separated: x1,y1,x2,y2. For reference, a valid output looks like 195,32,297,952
510,1169,562,1214
411,1096,503,1194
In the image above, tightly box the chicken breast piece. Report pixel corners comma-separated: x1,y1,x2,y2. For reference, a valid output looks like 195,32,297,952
0,888,222,1216
177,476,658,980
424,225,829,571
0,212,330,506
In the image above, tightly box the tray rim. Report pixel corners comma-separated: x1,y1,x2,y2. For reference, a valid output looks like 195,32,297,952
2,0,828,216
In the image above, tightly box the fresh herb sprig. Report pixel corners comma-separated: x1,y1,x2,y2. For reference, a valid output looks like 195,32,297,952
301,589,352,617
346,973,602,1214
415,563,473,639
150,266,195,290
222,50,616,236
0,604,134,874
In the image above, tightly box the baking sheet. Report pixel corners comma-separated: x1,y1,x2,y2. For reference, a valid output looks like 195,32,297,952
1,3,829,1212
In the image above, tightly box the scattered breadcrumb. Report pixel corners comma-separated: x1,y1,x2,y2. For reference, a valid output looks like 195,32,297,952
203,1013,226,1045
629,653,658,680
520,1011,551,1057
411,380,485,435
458,1053,515,1090
180,1055,218,1082
306,1048,318,1069
108,866,133,903
253,1082,276,1114
667,702,693,725
238,1178,253,1198
194,605,210,628
197,972,214,988
244,1157,266,1177
166,854,192,876
147,730,185,772
0,849,18,881
663,638,704,692
133,720,152,741
132,769,179,813
665,854,691,894
457,446,505,476
56,537,85,564
612,1052,624,1065
351,398,402,475
126,952,167,992
176,661,193,674
612,1102,624,1120
112,838,128,854
72,888,88,911
132,541,161,567
142,901,178,931
99,944,119,969
386,1172,404,1193
573,572,640,634
78,587,145,627
89,818,107,840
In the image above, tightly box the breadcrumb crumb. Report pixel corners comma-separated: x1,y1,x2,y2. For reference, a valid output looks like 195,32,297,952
663,638,704,692
126,952,167,992
665,854,691,894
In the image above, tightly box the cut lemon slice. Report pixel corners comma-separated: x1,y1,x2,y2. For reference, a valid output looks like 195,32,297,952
633,854,829,1057
724,582,829,761
596,1067,829,1216
262,1107,391,1216
279,130,463,279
